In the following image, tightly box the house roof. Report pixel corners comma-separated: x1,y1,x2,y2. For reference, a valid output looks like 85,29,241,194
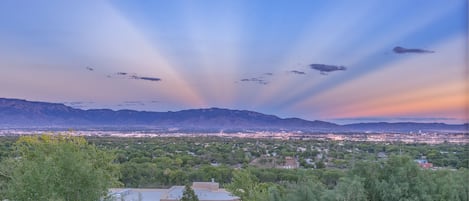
108,182,240,201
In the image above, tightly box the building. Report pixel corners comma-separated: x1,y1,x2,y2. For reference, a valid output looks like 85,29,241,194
108,182,240,201
415,159,433,169
280,156,299,169
107,188,166,201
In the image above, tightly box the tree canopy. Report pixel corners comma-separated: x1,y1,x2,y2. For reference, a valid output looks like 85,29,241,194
0,135,120,201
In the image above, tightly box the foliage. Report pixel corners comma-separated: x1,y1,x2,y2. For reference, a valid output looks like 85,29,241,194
225,169,278,201
224,155,469,201
0,136,468,200
284,177,325,201
0,135,120,201
321,176,367,201
181,184,199,201
350,155,469,201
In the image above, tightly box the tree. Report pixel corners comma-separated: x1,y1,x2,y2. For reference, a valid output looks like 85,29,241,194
181,184,199,201
322,176,367,201
225,169,269,201
285,177,325,201
267,185,284,201
0,135,120,201
225,169,257,201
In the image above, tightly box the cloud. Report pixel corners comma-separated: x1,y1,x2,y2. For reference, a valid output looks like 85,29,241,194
130,75,162,82
238,72,274,85
85,66,94,71
107,72,130,79
393,46,435,54
239,77,268,85
108,71,162,82
309,64,347,75
289,70,306,75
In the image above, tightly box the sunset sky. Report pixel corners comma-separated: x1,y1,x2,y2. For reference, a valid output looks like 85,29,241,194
0,0,467,124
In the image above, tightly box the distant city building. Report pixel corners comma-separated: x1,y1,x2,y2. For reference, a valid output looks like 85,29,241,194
280,156,299,169
377,152,387,158
415,159,433,169
108,182,240,201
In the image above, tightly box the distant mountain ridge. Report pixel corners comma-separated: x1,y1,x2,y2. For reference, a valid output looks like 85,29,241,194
0,98,338,131
0,98,467,133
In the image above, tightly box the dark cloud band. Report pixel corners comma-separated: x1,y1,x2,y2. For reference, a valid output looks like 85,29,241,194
310,64,346,75
240,77,268,85
289,70,306,75
130,75,162,82
393,46,434,54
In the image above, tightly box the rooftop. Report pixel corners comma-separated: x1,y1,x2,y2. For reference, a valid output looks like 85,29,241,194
108,182,240,201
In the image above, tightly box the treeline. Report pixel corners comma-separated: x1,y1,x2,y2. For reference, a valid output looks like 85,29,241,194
1,136,467,172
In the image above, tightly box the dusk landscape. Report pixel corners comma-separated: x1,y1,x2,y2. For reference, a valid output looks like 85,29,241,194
0,1,468,201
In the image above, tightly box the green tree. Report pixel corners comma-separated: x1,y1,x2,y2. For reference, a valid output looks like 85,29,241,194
181,184,199,201
322,176,367,201
225,169,258,201
349,155,465,201
225,169,269,201
0,135,120,201
267,185,284,201
285,177,325,201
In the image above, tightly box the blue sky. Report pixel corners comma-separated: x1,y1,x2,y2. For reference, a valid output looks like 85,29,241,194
0,0,467,123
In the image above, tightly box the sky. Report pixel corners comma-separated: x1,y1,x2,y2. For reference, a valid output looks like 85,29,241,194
0,0,467,124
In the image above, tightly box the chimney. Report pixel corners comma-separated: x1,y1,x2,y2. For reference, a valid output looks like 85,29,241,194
211,178,214,183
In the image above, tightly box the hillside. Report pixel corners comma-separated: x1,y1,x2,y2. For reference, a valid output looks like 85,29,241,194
0,98,466,133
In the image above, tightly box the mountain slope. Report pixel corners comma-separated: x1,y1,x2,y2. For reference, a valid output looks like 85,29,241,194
0,98,337,130
0,98,466,132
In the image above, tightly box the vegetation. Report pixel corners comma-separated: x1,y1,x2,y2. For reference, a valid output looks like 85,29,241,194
0,135,467,200
0,135,120,201
181,184,199,201
226,156,469,201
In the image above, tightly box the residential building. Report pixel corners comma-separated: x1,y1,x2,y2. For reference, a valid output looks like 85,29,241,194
108,182,240,201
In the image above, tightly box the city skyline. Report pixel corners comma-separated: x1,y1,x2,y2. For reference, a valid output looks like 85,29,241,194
0,0,467,124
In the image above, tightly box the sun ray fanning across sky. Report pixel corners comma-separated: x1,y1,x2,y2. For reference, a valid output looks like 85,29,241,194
0,0,467,123
265,1,465,111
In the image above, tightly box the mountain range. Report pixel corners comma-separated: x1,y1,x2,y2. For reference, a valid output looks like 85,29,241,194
0,98,467,133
